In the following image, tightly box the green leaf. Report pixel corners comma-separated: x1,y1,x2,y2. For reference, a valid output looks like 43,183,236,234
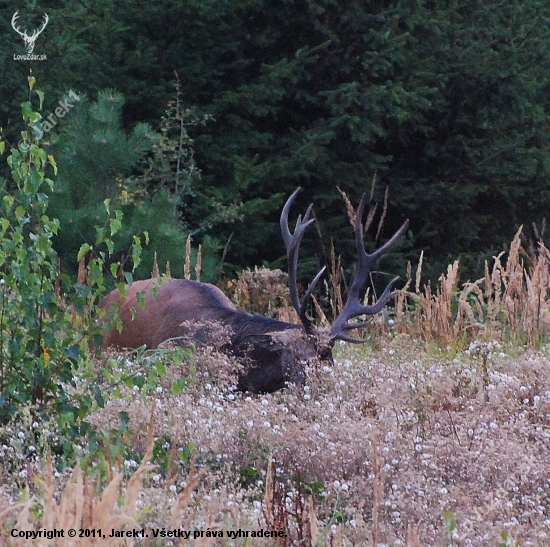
93,385,105,407
36,89,45,109
47,155,57,175
77,243,91,261
32,146,47,165
109,217,122,235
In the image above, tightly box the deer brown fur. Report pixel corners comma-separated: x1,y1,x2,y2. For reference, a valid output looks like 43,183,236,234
99,188,408,393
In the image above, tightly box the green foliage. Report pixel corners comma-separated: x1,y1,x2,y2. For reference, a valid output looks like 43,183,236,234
126,77,208,198
101,346,195,399
47,90,156,277
0,80,150,469
173,0,550,280
82,411,138,482
152,435,196,478
442,510,457,545
121,87,238,280
239,466,262,488
0,80,90,436
3,1,550,283
53,89,154,201
82,346,197,476
48,87,232,282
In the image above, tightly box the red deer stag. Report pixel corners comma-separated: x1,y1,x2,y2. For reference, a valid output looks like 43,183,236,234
99,189,408,392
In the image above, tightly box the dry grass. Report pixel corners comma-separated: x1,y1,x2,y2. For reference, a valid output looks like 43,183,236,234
1,228,550,545
394,226,550,348
3,338,548,546
0,405,157,547
224,266,300,323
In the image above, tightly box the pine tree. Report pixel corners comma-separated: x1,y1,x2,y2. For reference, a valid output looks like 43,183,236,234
48,90,158,277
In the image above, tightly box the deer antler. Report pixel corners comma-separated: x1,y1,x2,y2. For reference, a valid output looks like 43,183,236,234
330,195,408,342
36,13,49,36
11,12,24,38
280,188,326,333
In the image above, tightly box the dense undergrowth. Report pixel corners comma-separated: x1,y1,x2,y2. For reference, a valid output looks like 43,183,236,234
1,337,549,546
2,260,550,546
1,81,550,546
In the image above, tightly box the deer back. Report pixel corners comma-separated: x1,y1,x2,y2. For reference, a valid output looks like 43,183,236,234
98,188,408,393
98,277,318,392
99,278,238,349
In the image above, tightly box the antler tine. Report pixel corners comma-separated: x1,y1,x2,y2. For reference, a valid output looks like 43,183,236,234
11,12,23,36
31,14,48,38
330,194,408,339
281,188,326,333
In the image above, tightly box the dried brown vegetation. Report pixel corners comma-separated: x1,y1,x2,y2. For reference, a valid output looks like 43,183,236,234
394,226,550,348
2,337,549,546
1,229,550,546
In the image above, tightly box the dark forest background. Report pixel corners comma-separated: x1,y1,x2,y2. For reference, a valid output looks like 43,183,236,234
1,0,549,285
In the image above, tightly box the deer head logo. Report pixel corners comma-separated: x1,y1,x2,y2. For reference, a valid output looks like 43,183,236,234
11,11,49,54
